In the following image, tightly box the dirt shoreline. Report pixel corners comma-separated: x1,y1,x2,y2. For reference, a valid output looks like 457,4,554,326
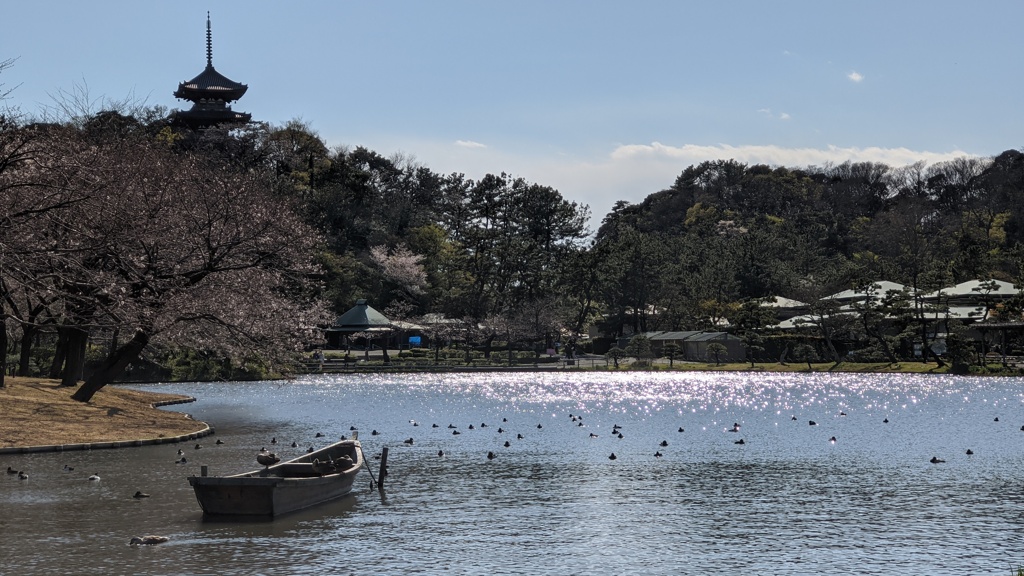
0,377,210,451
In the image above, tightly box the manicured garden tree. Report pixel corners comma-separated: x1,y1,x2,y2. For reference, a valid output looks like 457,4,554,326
624,334,654,367
742,333,766,368
706,342,727,366
727,298,776,368
605,347,626,369
943,322,975,374
797,298,850,366
791,343,819,370
848,280,901,365
662,342,681,368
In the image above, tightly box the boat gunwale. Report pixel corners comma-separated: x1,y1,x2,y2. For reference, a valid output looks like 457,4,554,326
187,439,363,488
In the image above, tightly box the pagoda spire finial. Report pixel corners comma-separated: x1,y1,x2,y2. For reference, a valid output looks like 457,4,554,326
205,11,213,68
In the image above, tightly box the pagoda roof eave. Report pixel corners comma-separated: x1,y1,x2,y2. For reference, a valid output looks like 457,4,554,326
175,65,248,102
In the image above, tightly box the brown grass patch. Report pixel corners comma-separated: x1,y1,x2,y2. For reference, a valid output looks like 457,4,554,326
0,377,208,449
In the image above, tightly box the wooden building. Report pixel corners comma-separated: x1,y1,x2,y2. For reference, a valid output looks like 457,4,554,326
171,12,251,128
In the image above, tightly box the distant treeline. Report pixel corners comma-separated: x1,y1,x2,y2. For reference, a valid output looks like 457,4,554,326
2,105,1023,388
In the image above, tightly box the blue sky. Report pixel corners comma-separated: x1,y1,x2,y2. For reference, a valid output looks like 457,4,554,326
4,1,1022,225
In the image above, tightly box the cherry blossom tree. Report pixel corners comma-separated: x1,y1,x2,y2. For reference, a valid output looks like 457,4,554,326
369,243,427,301
1,115,330,401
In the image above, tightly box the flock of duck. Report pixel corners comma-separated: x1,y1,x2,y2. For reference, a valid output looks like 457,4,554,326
4,406,1008,548
3,438,245,546
5,461,169,545
361,408,999,467
5,464,103,482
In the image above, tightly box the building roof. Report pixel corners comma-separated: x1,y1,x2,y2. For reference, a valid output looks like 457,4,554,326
774,312,857,330
390,320,425,331
327,299,392,333
172,13,250,128
648,331,704,340
641,331,741,342
764,296,808,308
175,66,248,102
922,279,1018,300
686,332,742,342
826,281,908,302
174,13,248,102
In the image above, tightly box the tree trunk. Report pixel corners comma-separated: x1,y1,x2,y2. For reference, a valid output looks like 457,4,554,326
72,330,149,403
59,327,88,387
76,330,88,381
819,327,841,363
919,321,945,367
49,328,69,379
0,315,7,388
108,327,120,360
870,328,898,365
18,323,35,376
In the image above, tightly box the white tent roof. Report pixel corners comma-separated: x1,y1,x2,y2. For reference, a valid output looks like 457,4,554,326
764,296,808,308
826,281,907,302
922,279,1018,300
775,315,822,330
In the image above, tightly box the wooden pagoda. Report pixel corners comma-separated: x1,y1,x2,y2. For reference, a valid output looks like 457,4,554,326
171,12,251,128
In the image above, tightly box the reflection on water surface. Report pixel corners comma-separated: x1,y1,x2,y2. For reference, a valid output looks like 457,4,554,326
2,372,1023,575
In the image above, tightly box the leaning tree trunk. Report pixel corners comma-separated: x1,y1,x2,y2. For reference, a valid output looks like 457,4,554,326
72,330,149,403
867,326,898,365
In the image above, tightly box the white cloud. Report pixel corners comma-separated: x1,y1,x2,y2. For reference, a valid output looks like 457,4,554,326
758,108,791,121
609,142,969,169
847,70,864,83
455,140,487,149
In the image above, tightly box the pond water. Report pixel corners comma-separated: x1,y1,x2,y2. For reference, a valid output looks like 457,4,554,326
2,372,1024,575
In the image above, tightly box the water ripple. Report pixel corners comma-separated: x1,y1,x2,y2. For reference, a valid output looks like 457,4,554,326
2,372,1023,575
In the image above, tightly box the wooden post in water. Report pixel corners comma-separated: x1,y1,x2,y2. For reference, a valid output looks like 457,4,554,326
378,446,389,490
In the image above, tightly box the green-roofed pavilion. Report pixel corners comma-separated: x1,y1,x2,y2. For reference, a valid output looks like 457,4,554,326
324,299,394,352
329,299,392,333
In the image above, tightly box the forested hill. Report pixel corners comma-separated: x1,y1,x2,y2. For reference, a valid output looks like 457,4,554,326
590,153,1024,331
258,118,1024,338
3,109,1023,383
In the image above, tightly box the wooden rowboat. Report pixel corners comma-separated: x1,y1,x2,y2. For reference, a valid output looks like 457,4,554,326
187,439,363,517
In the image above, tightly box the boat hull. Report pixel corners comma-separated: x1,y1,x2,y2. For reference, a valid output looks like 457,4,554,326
188,439,363,517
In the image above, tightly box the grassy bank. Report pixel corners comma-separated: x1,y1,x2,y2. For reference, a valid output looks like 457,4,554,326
301,353,1024,376
0,377,208,449
657,361,953,374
